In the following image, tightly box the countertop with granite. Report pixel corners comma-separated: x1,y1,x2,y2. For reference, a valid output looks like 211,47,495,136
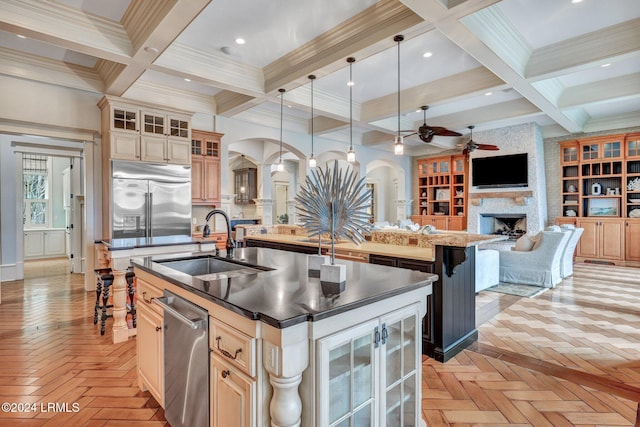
132,247,436,329
240,225,507,261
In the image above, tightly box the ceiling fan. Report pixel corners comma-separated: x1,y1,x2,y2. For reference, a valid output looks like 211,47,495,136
459,125,499,156
403,105,462,143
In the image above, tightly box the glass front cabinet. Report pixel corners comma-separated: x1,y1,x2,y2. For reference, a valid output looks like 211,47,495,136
317,304,421,427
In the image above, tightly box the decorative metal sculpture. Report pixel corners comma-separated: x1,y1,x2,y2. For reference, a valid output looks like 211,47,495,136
296,160,372,264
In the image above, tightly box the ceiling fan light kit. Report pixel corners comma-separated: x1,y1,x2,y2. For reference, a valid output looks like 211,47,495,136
460,125,499,156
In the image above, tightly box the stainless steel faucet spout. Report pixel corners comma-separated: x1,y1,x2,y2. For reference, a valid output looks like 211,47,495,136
205,209,235,257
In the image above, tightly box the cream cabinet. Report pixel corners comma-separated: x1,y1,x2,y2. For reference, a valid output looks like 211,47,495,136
317,304,421,427
136,279,164,407
140,136,191,165
24,229,66,259
210,354,256,427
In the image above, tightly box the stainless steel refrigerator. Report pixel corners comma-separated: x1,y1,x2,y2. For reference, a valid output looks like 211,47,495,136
112,161,191,239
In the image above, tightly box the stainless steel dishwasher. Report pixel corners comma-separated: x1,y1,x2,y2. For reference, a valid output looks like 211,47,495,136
155,290,209,427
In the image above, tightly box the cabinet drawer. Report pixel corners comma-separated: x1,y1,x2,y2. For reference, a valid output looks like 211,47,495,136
210,317,256,377
138,278,164,315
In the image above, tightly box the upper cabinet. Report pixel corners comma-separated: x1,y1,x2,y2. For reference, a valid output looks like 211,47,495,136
98,96,193,165
191,130,222,206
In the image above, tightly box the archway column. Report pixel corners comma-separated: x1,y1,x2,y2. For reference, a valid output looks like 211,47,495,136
254,199,274,225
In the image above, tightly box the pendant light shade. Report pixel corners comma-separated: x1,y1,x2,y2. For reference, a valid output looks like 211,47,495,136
393,35,404,156
308,75,317,168
346,57,356,163
277,88,285,172
239,154,246,193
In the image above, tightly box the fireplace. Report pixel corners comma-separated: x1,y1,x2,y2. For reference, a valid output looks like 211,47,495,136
480,214,526,239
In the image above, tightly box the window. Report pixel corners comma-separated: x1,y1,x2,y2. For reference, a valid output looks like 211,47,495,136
23,155,50,228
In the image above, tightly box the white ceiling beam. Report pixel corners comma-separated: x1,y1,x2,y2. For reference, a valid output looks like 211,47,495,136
558,73,640,109
401,0,585,133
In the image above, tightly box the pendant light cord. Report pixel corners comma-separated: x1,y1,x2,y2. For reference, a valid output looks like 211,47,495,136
347,57,355,153
310,75,314,154
396,35,402,138
279,88,285,163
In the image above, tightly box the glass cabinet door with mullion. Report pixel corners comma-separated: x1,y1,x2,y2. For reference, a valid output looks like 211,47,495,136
317,319,378,427
380,306,420,427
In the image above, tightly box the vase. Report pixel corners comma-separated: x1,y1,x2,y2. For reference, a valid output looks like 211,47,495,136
591,182,601,196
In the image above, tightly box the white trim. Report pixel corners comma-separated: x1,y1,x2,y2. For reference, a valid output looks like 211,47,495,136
12,141,84,157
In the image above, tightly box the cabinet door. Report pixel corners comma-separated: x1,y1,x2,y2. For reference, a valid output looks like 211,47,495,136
191,157,204,201
626,220,640,261
317,319,378,427
204,158,221,202
433,216,448,230
600,219,624,260
141,136,167,163
448,216,465,231
166,139,191,164
380,306,420,427
576,219,599,258
210,354,255,427
111,133,140,160
137,306,164,406
24,231,44,258
44,230,66,256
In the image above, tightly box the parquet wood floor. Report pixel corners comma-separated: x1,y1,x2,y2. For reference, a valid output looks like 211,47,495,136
0,259,638,426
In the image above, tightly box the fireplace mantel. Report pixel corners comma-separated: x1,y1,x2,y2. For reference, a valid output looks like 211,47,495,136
469,190,533,206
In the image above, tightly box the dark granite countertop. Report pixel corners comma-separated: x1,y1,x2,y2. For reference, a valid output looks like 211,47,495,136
131,247,435,329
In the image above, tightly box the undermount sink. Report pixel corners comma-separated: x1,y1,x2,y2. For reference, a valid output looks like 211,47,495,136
158,256,266,277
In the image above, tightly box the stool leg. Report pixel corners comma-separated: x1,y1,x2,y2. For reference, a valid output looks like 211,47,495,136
100,277,112,336
93,280,102,325
126,273,136,328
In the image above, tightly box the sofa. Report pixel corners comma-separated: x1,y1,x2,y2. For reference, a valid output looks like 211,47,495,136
498,230,572,288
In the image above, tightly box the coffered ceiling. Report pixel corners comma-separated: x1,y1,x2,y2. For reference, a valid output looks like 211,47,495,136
0,0,638,155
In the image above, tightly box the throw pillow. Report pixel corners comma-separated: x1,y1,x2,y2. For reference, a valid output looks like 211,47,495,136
529,232,542,250
514,235,534,251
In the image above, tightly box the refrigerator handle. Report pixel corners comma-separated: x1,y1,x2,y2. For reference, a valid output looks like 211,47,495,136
147,192,153,237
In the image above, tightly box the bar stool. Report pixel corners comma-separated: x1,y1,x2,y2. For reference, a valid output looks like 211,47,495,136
93,268,114,335
125,267,136,328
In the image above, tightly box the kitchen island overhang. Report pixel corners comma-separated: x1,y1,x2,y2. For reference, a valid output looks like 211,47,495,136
132,247,435,427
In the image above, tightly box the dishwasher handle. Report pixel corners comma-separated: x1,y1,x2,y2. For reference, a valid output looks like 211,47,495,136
155,296,206,330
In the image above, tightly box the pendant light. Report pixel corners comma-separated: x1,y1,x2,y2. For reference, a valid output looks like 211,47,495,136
277,88,285,172
346,57,356,163
393,35,404,156
308,75,317,168
239,155,246,193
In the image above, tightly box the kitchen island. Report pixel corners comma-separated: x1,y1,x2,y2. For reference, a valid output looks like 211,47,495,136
242,228,506,362
132,247,435,427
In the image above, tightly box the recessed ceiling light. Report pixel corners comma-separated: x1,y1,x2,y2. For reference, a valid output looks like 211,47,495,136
423,52,433,58
184,78,191,82
485,92,493,96
235,38,246,45
16,34,27,39
144,46,158,54
571,0,583,3
601,63,611,67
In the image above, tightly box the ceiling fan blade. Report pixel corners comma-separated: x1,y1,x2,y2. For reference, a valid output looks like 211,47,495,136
403,132,417,138
476,144,500,151
430,127,462,137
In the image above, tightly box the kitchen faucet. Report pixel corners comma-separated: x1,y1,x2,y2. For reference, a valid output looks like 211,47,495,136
205,209,235,257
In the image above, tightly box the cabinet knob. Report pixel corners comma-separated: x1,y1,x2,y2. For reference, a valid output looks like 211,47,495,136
155,326,162,332
221,370,230,379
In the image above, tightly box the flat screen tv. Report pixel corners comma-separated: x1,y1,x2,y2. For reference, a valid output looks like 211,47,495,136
471,153,528,188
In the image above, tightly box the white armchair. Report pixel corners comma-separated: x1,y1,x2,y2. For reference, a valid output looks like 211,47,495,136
475,247,499,293
499,230,571,288
559,225,584,278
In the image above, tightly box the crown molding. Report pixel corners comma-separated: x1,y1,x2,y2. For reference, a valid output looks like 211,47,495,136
0,46,103,93
526,18,640,80
0,0,131,62
558,73,640,109
154,43,264,96
121,0,176,53
460,4,532,76
531,78,565,106
123,80,215,114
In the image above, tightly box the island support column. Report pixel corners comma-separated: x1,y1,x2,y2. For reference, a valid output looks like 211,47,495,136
423,245,478,362
262,323,309,427
111,269,130,343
